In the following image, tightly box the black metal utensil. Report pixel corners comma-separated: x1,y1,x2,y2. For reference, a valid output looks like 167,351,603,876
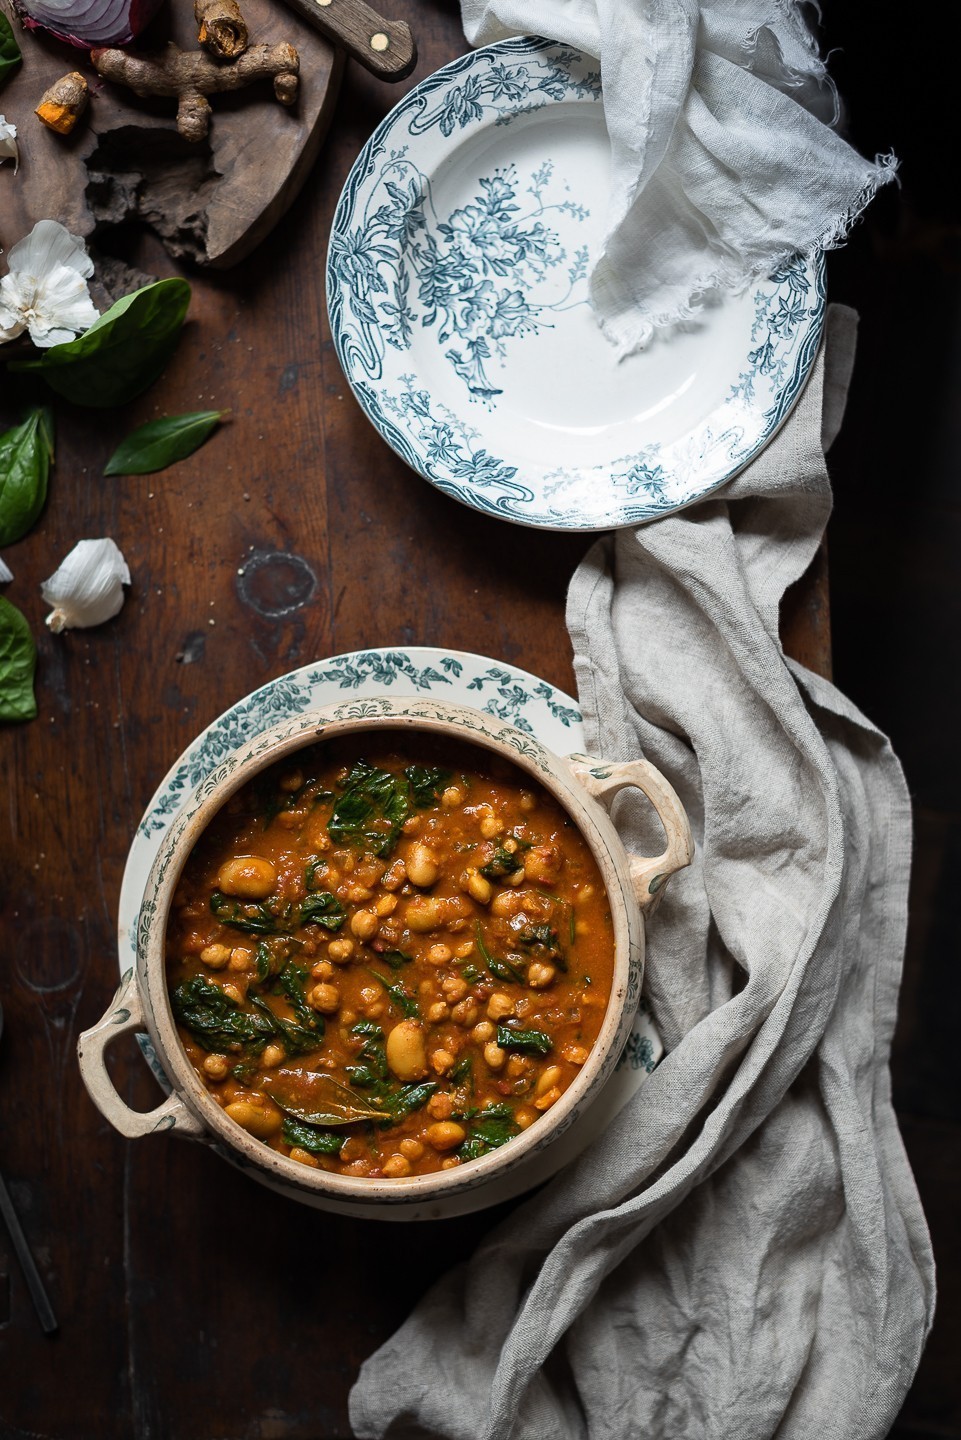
0,998,58,1336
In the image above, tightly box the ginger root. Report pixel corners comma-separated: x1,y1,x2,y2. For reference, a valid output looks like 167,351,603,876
195,0,249,61
90,41,299,143
36,71,90,135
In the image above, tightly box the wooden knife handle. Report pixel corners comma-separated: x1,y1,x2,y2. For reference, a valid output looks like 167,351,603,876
282,0,417,80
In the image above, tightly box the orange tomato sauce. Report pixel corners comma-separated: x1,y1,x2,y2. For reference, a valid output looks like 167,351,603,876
164,736,615,1179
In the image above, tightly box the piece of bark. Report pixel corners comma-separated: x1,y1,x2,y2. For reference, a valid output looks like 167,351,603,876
0,0,343,269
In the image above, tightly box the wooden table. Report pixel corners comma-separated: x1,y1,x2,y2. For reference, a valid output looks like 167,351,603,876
0,11,830,1436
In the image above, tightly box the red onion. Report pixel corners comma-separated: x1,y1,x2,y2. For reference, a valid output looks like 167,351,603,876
15,0,164,48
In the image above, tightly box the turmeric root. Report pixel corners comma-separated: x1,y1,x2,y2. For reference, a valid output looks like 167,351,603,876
36,72,90,135
195,0,248,61
90,41,299,143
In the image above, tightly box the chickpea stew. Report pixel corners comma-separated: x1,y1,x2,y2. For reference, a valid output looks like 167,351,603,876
165,736,616,1180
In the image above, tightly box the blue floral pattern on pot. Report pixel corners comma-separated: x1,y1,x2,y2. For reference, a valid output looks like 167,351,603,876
326,36,826,531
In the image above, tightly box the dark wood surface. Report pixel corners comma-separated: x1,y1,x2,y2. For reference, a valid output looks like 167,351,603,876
2,4,953,1438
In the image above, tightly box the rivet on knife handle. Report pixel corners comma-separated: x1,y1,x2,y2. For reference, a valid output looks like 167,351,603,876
284,0,416,80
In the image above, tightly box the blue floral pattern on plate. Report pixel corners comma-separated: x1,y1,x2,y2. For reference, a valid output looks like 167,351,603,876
327,37,826,532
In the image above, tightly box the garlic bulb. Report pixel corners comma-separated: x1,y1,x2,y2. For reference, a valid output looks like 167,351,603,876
0,555,12,583
0,116,18,174
42,538,131,632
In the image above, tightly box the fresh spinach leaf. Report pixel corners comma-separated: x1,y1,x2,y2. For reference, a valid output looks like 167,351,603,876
171,975,268,1052
0,12,21,88
367,967,419,1019
479,844,522,882
104,409,226,476
496,1024,552,1056
254,942,273,983
10,279,191,408
404,764,452,808
0,596,37,723
281,1117,344,1155
0,408,54,546
460,962,483,984
300,890,346,930
451,1055,473,1089
518,922,567,972
327,759,411,857
209,890,281,935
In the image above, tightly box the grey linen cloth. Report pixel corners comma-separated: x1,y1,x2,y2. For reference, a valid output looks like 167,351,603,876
349,306,935,1440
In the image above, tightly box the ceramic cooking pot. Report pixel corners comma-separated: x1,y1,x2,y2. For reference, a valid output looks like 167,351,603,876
78,697,693,1220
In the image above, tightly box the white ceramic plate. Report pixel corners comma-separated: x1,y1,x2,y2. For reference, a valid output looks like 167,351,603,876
327,37,826,532
119,647,662,1215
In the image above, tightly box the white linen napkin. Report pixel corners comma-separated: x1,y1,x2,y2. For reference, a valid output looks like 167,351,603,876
458,0,896,356
349,307,934,1440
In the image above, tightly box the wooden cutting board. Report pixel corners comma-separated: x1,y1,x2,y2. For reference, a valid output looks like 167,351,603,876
0,0,344,268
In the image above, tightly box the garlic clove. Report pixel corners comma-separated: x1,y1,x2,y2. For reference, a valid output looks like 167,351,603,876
0,115,18,175
41,538,131,632
0,555,12,583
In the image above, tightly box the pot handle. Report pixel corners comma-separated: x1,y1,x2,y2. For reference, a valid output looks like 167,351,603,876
77,969,205,1141
567,754,694,915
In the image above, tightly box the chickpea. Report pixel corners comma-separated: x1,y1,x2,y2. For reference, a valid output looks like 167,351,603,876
479,813,501,839
484,1041,507,1070
339,1137,366,1164
311,960,335,980
202,1053,230,1081
465,870,493,905
527,962,557,990
487,992,514,1021
224,1101,281,1138
216,856,277,900
405,895,446,932
490,892,517,918
288,1146,320,1168
516,1107,537,1129
454,941,475,960
519,792,536,811
534,1086,561,1112
450,1000,478,1027
440,787,464,808
431,1048,454,1075
309,983,341,1014
279,770,303,793
382,1154,412,1178
426,1092,453,1120
506,1055,530,1080
536,1065,563,1097
200,943,231,970
345,884,374,905
386,1019,429,1081
375,893,398,917
427,1001,450,1024
442,976,468,1003
428,943,452,965
562,1043,590,1066
575,884,595,904
400,1138,424,1160
228,948,252,972
426,1121,466,1151
381,860,407,891
327,938,354,963
471,1020,495,1044
406,842,439,889
222,983,245,1005
350,909,379,942
261,1043,286,1069
359,985,381,1006
440,1156,461,1169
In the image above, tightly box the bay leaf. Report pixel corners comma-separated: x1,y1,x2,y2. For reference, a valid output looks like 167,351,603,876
261,1068,390,1126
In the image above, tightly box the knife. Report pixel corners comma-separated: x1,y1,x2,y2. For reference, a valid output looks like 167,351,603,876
279,0,417,80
